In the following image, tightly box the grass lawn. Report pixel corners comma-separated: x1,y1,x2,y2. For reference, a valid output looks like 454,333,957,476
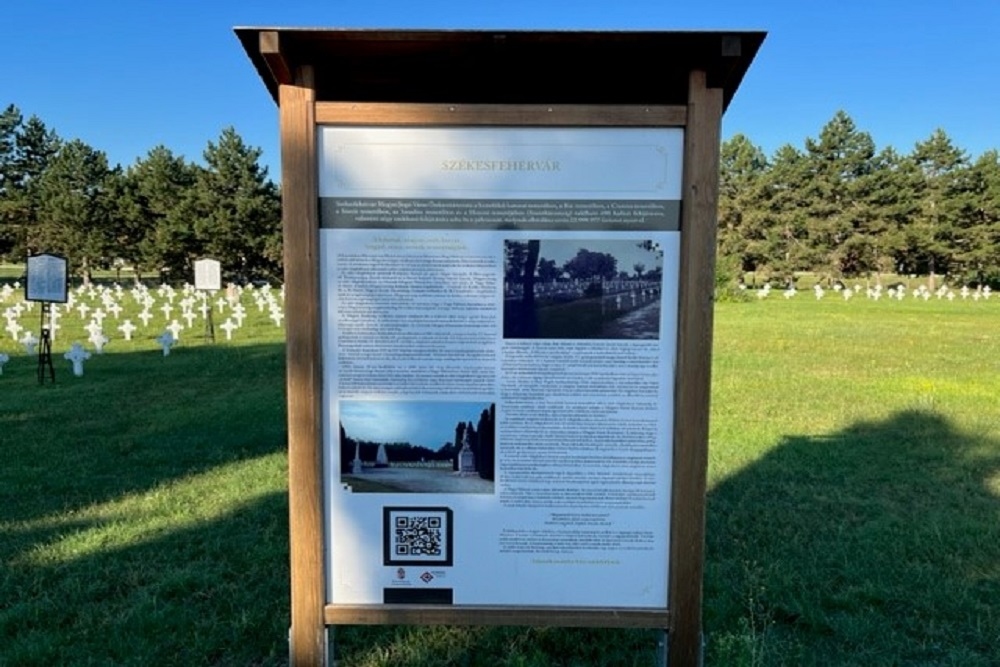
2,284,999,665
705,296,1000,665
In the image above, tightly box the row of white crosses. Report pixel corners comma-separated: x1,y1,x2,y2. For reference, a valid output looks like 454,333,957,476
1,281,286,378
744,282,997,303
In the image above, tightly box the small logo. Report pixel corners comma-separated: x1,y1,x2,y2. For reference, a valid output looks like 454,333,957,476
420,571,435,583
396,568,406,580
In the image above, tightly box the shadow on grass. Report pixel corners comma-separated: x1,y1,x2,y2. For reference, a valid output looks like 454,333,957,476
1,491,290,666
1,342,292,664
705,409,1000,665
1,342,286,523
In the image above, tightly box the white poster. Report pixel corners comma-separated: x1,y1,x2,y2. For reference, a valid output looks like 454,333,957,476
25,253,68,303
320,126,681,608
193,258,222,291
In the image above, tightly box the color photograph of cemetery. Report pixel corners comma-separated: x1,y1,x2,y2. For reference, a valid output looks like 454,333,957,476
339,401,495,494
503,239,664,339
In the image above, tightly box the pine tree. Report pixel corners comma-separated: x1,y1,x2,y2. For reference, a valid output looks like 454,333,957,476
187,128,281,283
959,150,1000,285
718,134,769,281
0,105,21,259
907,129,970,288
859,147,921,283
477,405,496,481
802,111,876,280
120,146,198,281
0,107,60,260
759,144,814,285
33,139,114,283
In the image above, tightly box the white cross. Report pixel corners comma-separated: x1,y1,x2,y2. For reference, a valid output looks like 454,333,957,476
156,331,175,356
88,331,109,354
216,297,227,313
219,318,238,341
107,302,123,319
182,310,197,328
84,320,103,338
76,302,91,318
166,319,184,340
270,309,284,326
160,302,173,320
64,342,91,376
5,319,22,341
138,310,153,327
20,331,39,354
232,303,247,326
118,320,137,340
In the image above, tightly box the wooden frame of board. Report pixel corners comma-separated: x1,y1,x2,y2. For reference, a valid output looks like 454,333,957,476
236,28,764,667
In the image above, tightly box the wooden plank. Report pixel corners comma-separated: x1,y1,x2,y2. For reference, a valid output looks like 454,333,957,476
315,102,686,127
261,30,294,88
280,65,326,667
325,605,670,629
668,69,723,667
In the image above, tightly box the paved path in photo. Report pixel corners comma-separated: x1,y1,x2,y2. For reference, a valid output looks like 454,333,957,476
349,467,494,493
599,300,661,339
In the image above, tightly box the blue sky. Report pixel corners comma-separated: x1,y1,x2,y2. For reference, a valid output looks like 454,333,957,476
4,1,998,179
340,400,491,450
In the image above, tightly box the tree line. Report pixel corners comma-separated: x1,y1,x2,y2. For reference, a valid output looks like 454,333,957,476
4,103,997,289
719,110,1000,288
0,104,281,284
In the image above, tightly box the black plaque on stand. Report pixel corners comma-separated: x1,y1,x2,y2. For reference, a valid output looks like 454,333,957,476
25,253,68,384
37,303,55,384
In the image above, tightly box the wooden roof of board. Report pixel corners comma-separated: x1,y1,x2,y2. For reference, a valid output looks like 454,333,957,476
234,28,765,111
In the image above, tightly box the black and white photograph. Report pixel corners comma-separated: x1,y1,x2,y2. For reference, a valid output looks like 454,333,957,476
503,238,664,340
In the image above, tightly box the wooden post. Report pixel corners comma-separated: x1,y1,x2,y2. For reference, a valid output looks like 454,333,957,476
669,68,724,667
237,28,762,666
279,64,327,667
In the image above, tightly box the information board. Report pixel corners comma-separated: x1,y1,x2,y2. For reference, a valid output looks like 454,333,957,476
25,253,68,303
320,127,683,608
194,258,222,291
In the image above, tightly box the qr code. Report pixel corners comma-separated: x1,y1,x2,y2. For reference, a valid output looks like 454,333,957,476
383,507,453,566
